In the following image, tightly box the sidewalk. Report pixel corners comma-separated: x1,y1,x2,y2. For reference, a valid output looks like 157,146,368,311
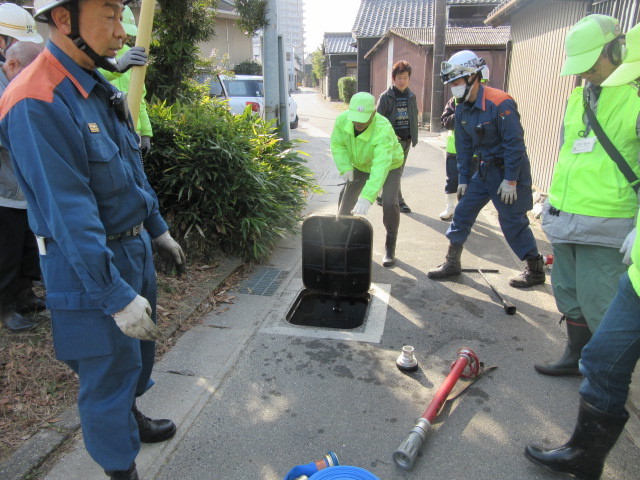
4,90,639,479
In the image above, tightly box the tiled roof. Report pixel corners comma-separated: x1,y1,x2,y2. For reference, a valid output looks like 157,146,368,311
365,26,510,57
324,33,358,54
448,0,500,4
352,0,502,38
352,0,433,38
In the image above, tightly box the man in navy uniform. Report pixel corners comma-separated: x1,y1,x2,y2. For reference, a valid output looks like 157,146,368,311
0,1,185,478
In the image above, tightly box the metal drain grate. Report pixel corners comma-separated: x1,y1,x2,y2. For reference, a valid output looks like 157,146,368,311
238,267,286,296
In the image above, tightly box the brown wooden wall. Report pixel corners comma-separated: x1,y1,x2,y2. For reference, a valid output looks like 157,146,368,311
507,1,589,192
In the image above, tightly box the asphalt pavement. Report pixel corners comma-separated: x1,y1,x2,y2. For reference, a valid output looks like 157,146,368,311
37,89,640,479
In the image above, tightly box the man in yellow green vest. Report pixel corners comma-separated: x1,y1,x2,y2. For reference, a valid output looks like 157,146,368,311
525,20,640,478
98,5,152,155
533,15,640,378
331,92,405,266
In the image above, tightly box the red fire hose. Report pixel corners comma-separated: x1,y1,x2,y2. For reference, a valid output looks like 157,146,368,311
393,347,481,470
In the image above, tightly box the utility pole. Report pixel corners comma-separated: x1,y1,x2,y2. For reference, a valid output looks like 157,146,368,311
263,0,280,122
430,0,447,132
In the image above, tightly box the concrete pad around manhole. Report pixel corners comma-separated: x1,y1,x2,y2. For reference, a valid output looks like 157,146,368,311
260,277,390,343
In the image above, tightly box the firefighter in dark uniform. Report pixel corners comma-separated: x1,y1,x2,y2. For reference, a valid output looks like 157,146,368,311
428,50,545,289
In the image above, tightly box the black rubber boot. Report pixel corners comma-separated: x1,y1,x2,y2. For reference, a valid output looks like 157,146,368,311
105,462,139,480
0,296,37,332
534,316,592,376
133,404,176,443
382,233,397,267
524,399,628,479
15,289,46,314
428,244,463,279
509,254,546,288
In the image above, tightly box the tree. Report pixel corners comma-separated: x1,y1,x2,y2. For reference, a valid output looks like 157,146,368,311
310,47,326,85
234,0,268,36
146,0,217,102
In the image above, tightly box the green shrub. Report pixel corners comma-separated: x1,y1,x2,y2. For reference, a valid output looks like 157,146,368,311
338,76,357,103
146,96,320,262
233,60,263,75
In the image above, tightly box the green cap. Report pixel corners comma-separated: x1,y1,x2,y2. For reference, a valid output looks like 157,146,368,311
601,22,640,87
122,5,137,37
561,14,621,76
348,92,376,123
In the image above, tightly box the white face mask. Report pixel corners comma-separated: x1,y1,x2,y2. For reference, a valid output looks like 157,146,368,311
451,85,467,99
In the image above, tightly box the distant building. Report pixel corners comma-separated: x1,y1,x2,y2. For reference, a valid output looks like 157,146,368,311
198,1,254,69
251,0,305,90
352,0,501,92
323,32,358,100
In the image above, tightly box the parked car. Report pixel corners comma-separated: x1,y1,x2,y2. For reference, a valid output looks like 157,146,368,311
197,73,298,129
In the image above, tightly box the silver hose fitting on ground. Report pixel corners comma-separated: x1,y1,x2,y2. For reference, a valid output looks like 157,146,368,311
393,417,431,470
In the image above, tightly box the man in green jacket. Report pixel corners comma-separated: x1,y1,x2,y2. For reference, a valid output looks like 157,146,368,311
331,92,405,266
525,22,640,478
98,5,152,155
534,15,640,377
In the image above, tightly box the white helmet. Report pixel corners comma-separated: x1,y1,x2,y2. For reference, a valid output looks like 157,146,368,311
0,3,43,42
34,0,133,23
440,50,486,84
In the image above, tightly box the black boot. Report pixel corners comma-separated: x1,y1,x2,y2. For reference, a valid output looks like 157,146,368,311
133,404,176,443
15,289,46,314
0,297,37,332
428,244,463,279
382,233,397,267
534,316,591,376
105,462,139,479
524,399,628,479
509,254,546,288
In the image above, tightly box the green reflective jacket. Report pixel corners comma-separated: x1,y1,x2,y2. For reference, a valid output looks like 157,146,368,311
549,85,640,218
330,111,405,203
98,45,153,137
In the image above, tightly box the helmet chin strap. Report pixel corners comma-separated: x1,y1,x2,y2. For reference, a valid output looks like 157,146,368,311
461,73,478,102
67,1,118,72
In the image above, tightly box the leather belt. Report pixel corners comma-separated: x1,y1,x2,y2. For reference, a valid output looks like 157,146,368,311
106,223,144,241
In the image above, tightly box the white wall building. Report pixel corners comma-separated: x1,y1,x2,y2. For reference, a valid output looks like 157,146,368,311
252,0,305,90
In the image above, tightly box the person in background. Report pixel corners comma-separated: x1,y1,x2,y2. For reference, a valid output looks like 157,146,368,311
533,15,639,377
0,1,185,478
376,60,418,213
0,2,43,62
525,23,640,479
98,5,152,155
0,41,45,332
438,66,487,220
428,50,545,289
331,92,405,267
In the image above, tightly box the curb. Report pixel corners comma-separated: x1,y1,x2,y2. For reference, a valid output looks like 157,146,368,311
0,254,243,480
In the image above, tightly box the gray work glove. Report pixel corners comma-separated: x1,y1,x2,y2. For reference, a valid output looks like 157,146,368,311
115,46,148,73
140,136,151,156
497,179,518,205
456,183,467,201
113,295,162,341
341,170,354,183
351,197,371,216
620,227,636,265
152,231,186,276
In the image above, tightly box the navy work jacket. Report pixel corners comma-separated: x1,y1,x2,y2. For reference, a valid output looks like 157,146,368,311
454,84,532,186
0,41,168,315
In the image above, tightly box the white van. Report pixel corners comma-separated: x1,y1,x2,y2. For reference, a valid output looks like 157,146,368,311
198,74,298,129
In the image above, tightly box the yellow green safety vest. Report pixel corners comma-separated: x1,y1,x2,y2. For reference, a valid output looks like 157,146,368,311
548,85,640,218
446,129,456,154
629,217,640,295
